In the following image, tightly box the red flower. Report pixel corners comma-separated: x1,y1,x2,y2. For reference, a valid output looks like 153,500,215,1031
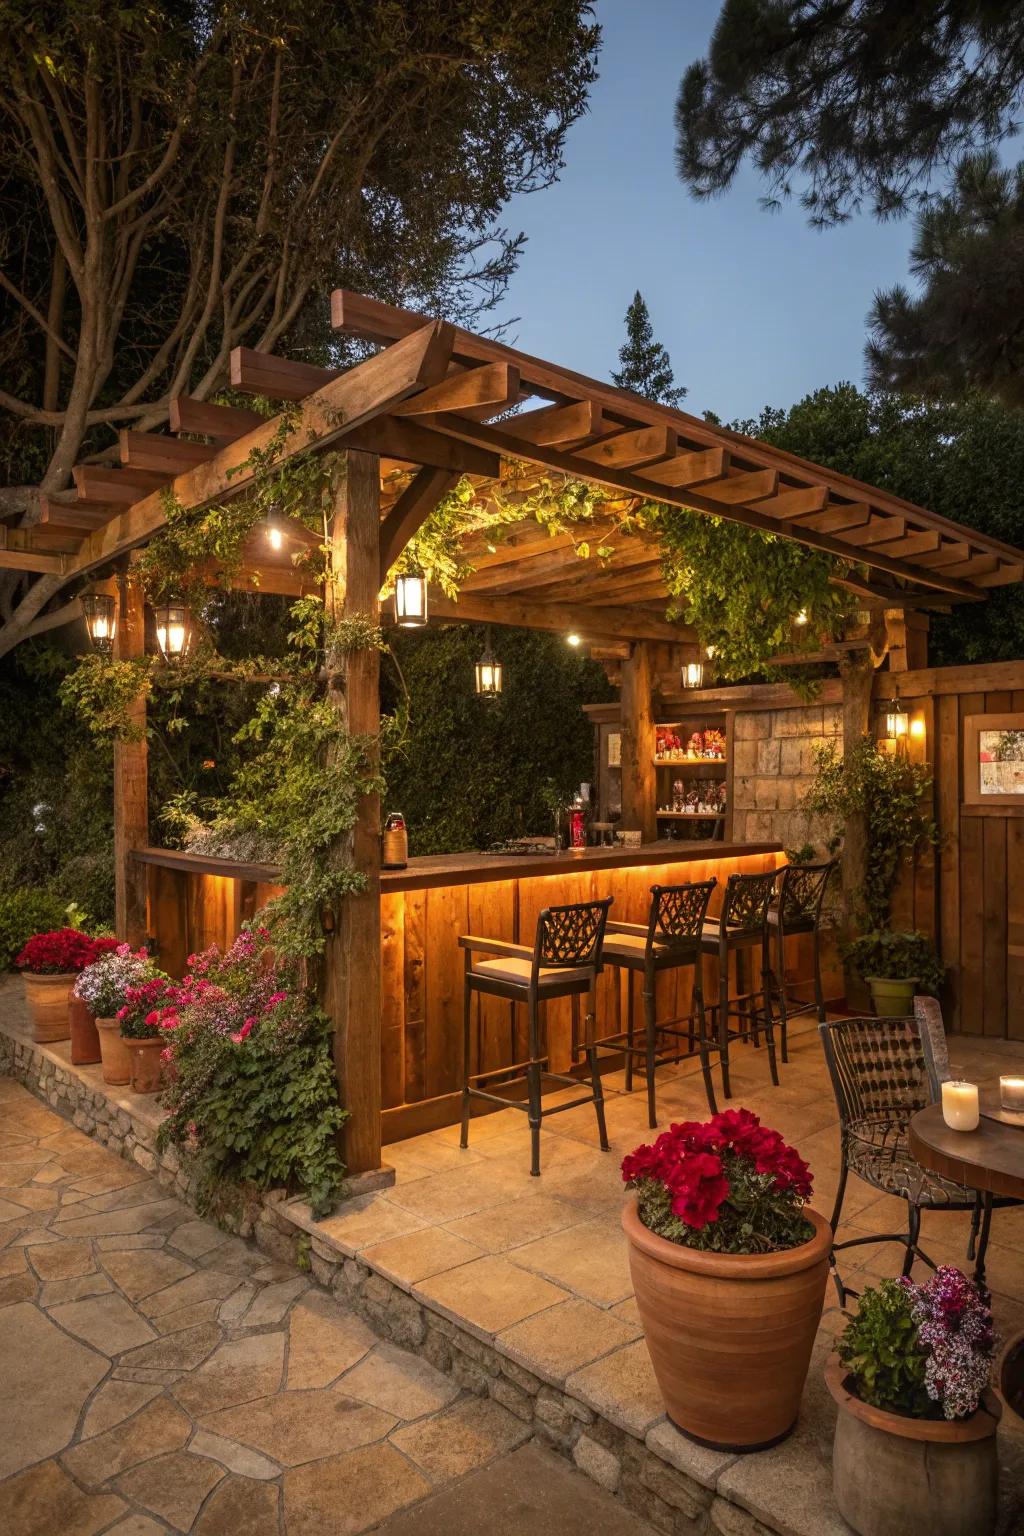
16,928,103,974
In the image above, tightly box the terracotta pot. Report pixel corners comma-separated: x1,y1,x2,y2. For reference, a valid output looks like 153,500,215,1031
21,971,75,1042
1000,1330,1024,1423
95,1015,131,1085
867,976,918,1017
622,1196,832,1451
69,995,101,1065
825,1357,1000,1536
126,1035,164,1094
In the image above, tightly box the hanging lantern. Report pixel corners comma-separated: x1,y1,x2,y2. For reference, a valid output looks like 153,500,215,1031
475,630,503,698
681,660,704,690
880,698,909,742
153,601,191,663
394,572,428,628
81,591,116,655
793,608,809,627
263,504,286,553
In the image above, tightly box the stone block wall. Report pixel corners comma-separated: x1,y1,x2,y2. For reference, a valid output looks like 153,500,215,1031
730,702,841,854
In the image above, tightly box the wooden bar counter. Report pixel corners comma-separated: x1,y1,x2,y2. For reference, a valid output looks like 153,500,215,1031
135,840,784,1141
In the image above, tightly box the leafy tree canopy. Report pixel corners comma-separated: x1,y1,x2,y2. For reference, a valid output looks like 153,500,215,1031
611,291,686,405
0,0,599,645
867,151,1024,407
676,0,1024,226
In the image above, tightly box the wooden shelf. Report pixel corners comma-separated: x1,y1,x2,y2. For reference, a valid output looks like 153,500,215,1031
656,811,726,820
653,757,727,768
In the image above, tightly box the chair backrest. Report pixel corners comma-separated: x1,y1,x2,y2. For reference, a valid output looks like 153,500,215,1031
776,858,837,930
647,879,716,954
912,995,952,1100
720,870,777,934
534,897,613,974
818,1016,933,1133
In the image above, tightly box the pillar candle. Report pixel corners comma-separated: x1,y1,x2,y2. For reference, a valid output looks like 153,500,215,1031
941,1080,980,1132
999,1075,1024,1114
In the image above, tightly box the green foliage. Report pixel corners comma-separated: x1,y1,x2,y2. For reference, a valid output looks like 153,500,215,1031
843,929,946,992
676,2,1024,225
58,656,154,742
635,1164,813,1256
611,290,686,405
381,625,614,853
0,889,70,971
803,739,938,929
158,1004,346,1219
869,153,1024,408
644,503,853,683
838,1280,931,1418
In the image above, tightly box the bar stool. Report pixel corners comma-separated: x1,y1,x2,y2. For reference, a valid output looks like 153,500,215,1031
589,880,718,1126
700,869,780,1099
767,858,837,1060
459,897,613,1177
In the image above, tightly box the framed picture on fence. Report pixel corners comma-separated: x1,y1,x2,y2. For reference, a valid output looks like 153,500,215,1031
963,713,1024,806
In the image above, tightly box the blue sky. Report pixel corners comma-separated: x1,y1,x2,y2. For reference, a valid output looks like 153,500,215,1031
494,0,923,423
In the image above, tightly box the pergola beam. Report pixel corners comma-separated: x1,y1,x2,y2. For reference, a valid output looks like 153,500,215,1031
425,588,692,644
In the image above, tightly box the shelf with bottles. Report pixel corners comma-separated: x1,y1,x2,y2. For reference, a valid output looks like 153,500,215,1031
656,810,725,820
654,723,727,766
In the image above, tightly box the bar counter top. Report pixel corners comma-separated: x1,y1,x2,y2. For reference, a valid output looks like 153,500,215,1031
133,839,782,893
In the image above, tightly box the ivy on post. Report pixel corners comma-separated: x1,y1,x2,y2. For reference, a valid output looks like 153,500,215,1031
320,449,384,1177
113,570,149,943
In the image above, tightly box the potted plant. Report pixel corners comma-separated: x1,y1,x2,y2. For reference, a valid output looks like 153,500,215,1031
68,935,119,1064
621,1108,831,1451
118,976,177,1094
74,944,156,1084
827,1268,1000,1536
843,929,946,1016
15,928,101,1042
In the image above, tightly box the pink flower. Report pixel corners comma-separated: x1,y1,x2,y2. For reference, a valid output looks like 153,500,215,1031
145,1010,159,1027
230,1018,254,1043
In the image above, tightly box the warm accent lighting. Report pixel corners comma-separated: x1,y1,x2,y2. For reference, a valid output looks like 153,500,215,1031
263,506,285,552
881,698,909,742
910,715,926,742
566,632,582,647
394,572,428,628
681,661,704,690
793,608,809,626
153,601,191,662
81,591,116,655
475,630,503,698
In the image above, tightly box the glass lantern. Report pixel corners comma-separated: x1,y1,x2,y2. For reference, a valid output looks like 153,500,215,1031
81,591,116,655
153,601,191,662
475,633,503,698
394,572,428,628
681,660,704,690
880,698,909,742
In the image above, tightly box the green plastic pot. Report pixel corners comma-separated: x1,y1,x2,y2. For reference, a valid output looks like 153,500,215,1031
866,976,918,1017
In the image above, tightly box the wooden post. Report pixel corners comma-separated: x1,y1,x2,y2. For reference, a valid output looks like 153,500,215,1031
839,655,875,1010
113,572,149,943
886,608,929,672
320,450,383,1176
620,641,656,841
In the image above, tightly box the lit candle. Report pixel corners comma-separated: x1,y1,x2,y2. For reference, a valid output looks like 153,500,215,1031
942,1080,980,1132
1000,1075,1024,1115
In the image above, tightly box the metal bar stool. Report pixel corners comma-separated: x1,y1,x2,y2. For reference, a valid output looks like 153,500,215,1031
700,869,780,1100
588,879,718,1126
459,897,613,1177
766,858,838,1061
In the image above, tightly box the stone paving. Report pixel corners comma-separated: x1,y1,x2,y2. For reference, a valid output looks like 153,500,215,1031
0,1078,663,1536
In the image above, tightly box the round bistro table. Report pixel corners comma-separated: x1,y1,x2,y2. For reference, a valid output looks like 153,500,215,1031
908,1099,1024,1203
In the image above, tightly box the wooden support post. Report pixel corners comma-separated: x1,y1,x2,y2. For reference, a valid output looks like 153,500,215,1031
886,608,929,672
620,641,656,841
320,450,384,1176
839,656,875,1010
113,573,149,943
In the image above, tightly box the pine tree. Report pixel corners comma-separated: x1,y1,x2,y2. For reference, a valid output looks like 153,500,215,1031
611,292,686,405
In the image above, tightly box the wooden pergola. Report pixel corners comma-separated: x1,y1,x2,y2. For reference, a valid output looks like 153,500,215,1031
7,289,1024,1173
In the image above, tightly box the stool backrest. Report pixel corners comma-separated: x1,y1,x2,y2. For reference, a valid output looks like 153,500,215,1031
648,879,716,953
776,858,837,928
818,1016,932,1135
535,897,613,974
720,870,777,934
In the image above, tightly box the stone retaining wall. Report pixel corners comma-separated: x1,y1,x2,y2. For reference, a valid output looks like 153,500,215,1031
0,1016,809,1536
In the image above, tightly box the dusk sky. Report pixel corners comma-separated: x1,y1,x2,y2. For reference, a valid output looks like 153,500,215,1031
495,0,925,424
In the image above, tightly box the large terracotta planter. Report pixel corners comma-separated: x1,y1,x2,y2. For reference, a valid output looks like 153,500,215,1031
95,1015,131,1085
825,1357,1000,1536
21,971,75,1042
69,995,101,1065
622,1196,832,1451
125,1035,164,1095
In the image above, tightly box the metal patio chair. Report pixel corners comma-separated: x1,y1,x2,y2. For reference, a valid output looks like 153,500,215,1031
701,869,780,1099
766,858,838,1060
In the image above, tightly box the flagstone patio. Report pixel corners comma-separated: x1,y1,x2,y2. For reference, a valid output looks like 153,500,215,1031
2,990,1024,1536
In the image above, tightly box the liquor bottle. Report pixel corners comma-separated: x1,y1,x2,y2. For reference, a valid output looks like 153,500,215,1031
382,811,409,869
